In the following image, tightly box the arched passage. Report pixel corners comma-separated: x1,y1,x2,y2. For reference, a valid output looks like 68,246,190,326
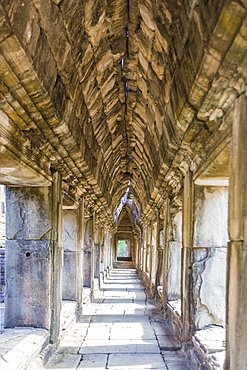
0,1,246,369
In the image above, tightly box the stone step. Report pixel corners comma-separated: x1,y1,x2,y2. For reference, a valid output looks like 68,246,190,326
113,261,134,269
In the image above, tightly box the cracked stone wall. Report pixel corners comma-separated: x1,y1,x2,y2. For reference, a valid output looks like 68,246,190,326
192,186,228,329
4,186,52,328
192,247,227,328
194,186,228,248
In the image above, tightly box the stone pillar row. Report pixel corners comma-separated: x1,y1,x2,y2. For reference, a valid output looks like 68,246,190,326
5,172,63,341
61,200,84,315
4,173,113,344
136,93,247,369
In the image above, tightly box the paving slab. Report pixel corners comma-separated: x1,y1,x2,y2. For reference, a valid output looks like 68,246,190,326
88,322,112,328
46,353,81,369
153,325,174,336
90,314,150,324
57,344,81,354
165,361,191,370
162,350,191,370
108,353,167,369
45,268,192,370
0,328,49,370
110,324,155,340
156,335,181,350
85,326,110,340
79,339,160,354
103,298,133,304
77,354,108,369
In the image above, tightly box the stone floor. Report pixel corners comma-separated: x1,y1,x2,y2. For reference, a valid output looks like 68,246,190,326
46,269,191,370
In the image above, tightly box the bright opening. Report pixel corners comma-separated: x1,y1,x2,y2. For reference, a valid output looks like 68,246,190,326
117,240,130,258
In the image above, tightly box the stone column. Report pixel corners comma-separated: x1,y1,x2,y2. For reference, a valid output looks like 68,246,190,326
162,198,170,305
134,234,138,266
99,227,104,271
181,169,194,342
94,220,100,280
108,232,113,270
91,212,96,290
50,172,63,343
77,199,84,314
99,226,105,286
142,228,147,273
150,221,157,282
225,93,247,370
83,216,93,288
5,172,62,344
155,212,164,290
104,231,107,269
140,229,144,270
137,229,142,270
145,226,151,275
113,233,117,263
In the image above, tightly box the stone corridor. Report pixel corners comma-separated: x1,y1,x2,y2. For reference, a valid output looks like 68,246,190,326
45,268,190,370
1,1,247,368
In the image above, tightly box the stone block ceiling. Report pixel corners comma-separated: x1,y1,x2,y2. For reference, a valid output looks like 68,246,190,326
0,0,247,226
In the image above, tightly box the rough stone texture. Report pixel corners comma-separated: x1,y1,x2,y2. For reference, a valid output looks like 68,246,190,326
0,1,247,368
167,242,182,301
194,186,228,248
200,248,227,326
62,210,78,252
190,326,225,370
165,301,182,342
0,328,49,370
192,247,227,328
171,211,182,244
181,170,194,342
62,209,79,301
4,186,52,329
62,251,77,301
5,187,51,241
5,239,51,328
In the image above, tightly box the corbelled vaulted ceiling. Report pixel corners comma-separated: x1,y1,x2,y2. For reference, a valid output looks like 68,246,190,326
0,0,247,226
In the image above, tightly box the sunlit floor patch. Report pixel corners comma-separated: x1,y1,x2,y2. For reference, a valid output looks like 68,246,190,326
45,268,191,370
